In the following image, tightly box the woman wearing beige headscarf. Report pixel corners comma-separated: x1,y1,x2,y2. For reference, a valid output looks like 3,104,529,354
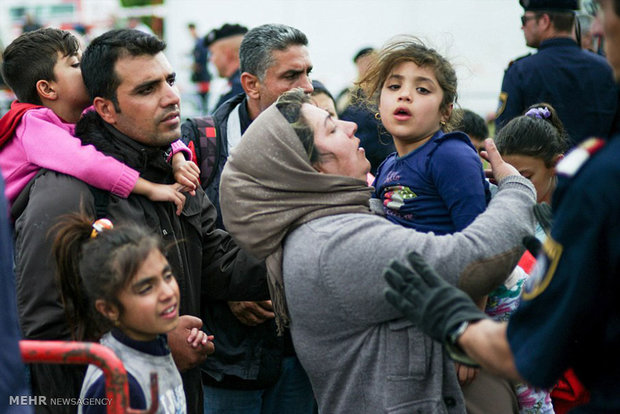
219,89,536,414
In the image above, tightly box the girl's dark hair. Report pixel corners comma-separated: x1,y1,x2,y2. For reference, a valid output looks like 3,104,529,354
1,28,80,105
52,212,164,341
275,88,320,164
358,35,461,131
494,103,569,167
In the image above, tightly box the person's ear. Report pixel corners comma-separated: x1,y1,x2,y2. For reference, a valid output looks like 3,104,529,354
95,299,120,323
36,79,57,102
539,13,552,30
93,97,118,124
441,103,454,124
241,72,260,99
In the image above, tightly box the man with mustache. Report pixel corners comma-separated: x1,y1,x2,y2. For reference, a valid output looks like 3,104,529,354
13,28,266,413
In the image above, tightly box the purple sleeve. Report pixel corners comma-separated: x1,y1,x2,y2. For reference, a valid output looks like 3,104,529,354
429,139,488,231
20,110,139,198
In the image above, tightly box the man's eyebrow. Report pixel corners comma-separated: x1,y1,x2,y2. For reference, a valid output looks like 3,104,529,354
131,79,159,94
282,69,304,78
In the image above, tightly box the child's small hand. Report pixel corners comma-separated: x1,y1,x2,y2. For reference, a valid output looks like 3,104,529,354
455,362,479,386
172,156,200,195
147,183,186,215
186,327,215,352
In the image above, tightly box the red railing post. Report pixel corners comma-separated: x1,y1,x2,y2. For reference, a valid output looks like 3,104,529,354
20,340,158,414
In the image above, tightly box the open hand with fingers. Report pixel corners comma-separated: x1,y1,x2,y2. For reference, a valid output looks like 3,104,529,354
383,251,487,345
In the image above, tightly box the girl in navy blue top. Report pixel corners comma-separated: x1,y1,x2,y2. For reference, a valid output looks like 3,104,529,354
361,37,490,235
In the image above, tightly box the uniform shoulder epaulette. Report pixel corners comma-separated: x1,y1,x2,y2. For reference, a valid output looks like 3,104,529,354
556,137,606,178
507,53,532,68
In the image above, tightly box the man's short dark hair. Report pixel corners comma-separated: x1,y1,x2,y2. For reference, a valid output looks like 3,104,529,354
537,10,575,32
1,28,80,104
239,24,307,80
81,29,165,110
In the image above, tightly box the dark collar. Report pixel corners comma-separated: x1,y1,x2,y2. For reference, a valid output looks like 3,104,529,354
238,96,252,135
539,37,579,50
228,68,241,83
76,111,173,182
110,328,170,356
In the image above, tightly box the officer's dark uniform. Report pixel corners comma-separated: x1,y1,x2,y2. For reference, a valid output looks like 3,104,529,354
506,136,620,412
214,68,243,111
495,0,619,147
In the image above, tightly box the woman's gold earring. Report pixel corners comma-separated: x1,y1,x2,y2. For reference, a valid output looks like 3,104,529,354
375,112,381,120
440,120,446,127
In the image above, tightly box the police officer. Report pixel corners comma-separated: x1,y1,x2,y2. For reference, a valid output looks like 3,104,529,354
383,2,620,411
496,0,618,147
204,23,248,111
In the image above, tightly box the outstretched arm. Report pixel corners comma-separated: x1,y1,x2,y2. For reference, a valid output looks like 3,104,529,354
383,251,525,382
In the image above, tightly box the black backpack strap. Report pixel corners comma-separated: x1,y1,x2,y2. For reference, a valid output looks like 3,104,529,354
88,186,110,220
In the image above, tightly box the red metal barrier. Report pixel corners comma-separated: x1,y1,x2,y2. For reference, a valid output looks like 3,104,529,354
20,340,158,414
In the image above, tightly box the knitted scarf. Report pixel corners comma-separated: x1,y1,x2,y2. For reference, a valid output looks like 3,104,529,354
220,103,373,334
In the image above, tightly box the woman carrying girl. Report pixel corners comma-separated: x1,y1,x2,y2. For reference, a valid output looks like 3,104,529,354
218,88,537,413
53,214,212,413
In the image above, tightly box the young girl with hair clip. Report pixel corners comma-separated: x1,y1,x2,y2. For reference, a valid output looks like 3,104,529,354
495,102,569,240
486,103,570,414
53,214,212,413
361,36,490,235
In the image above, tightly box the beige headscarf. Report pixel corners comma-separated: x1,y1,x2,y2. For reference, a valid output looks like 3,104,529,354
220,103,373,333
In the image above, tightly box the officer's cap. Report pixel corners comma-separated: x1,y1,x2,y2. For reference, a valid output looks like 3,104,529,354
520,0,579,11
204,23,248,48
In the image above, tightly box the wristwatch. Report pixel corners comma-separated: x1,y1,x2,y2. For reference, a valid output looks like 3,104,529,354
448,320,470,347
445,321,479,367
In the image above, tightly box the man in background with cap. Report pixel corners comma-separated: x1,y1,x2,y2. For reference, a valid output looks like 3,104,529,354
205,23,247,111
495,0,618,147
